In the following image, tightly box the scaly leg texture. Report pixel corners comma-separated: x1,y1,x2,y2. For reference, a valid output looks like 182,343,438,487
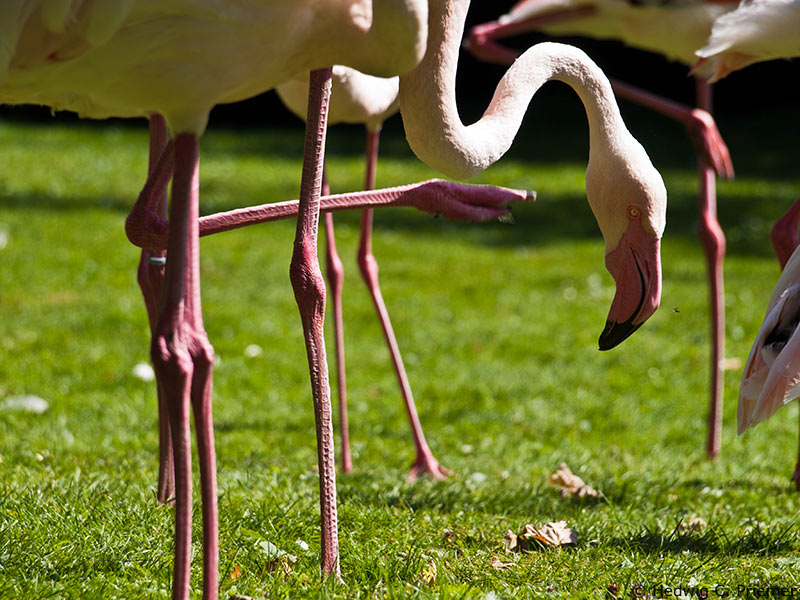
321,171,353,474
151,134,218,600
356,129,449,481
695,80,726,459
289,68,340,577
137,114,176,504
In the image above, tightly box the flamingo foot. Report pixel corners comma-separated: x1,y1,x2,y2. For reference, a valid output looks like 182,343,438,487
407,452,452,482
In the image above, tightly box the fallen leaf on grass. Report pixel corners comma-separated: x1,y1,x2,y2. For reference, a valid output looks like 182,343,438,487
255,538,298,576
417,559,437,587
547,463,598,499
678,516,707,533
503,521,578,552
490,555,514,569
229,565,242,581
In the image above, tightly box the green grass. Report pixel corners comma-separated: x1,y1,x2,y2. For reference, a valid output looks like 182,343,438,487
1,92,800,599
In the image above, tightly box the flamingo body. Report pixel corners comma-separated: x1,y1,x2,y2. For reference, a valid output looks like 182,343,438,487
740,246,800,433
696,0,800,81
502,0,734,65
1,0,427,134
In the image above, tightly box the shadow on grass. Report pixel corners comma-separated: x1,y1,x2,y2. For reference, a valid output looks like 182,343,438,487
610,521,797,558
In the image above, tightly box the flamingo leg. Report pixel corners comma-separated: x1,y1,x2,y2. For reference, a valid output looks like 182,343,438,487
289,67,340,577
356,129,450,481
151,133,218,600
321,170,353,474
695,79,726,460
137,115,176,504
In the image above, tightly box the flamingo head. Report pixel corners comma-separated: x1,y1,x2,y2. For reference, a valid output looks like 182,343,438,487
739,248,800,434
586,138,667,350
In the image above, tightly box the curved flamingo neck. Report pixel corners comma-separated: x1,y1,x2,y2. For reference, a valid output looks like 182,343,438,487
399,0,626,180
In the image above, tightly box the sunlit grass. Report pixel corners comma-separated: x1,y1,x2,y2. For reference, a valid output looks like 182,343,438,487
1,94,799,599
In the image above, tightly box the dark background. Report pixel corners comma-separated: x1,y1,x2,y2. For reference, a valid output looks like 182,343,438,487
2,2,797,129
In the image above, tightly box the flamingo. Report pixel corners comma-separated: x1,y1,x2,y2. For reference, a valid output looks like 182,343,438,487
695,0,800,81
133,112,527,505
694,0,800,487
0,1,430,597
3,0,666,597
466,0,736,458
276,67,449,480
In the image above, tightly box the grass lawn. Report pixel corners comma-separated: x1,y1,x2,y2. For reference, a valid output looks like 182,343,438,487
1,88,799,599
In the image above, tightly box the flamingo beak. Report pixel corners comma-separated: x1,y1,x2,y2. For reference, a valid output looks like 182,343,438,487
598,223,661,350
739,283,800,434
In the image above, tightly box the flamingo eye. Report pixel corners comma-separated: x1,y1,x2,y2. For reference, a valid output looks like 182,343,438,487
628,206,641,219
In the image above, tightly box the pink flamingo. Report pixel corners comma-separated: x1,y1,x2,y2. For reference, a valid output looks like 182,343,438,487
133,112,526,504
0,1,431,596
3,0,667,596
276,67,449,480
695,0,800,487
466,0,737,458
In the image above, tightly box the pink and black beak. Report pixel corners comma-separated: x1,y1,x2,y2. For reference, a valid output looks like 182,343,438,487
598,217,662,350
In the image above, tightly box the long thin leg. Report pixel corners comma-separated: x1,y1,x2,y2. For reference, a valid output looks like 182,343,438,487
695,79,726,460
127,179,527,250
151,133,218,600
138,115,176,504
321,171,352,474
356,129,449,481
288,67,339,577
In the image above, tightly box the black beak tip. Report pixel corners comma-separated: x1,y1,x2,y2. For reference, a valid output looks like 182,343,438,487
598,319,643,351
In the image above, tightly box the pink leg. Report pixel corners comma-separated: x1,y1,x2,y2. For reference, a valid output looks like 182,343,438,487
695,80,726,460
151,133,218,600
127,180,527,251
137,115,175,504
322,191,353,473
288,68,339,577
356,129,449,481
608,79,733,181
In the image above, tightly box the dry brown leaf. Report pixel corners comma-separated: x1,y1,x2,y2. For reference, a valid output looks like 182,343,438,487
229,565,243,581
547,463,598,499
519,521,578,550
262,554,298,577
502,530,518,552
502,521,578,553
678,516,707,533
490,555,514,569
418,559,437,587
